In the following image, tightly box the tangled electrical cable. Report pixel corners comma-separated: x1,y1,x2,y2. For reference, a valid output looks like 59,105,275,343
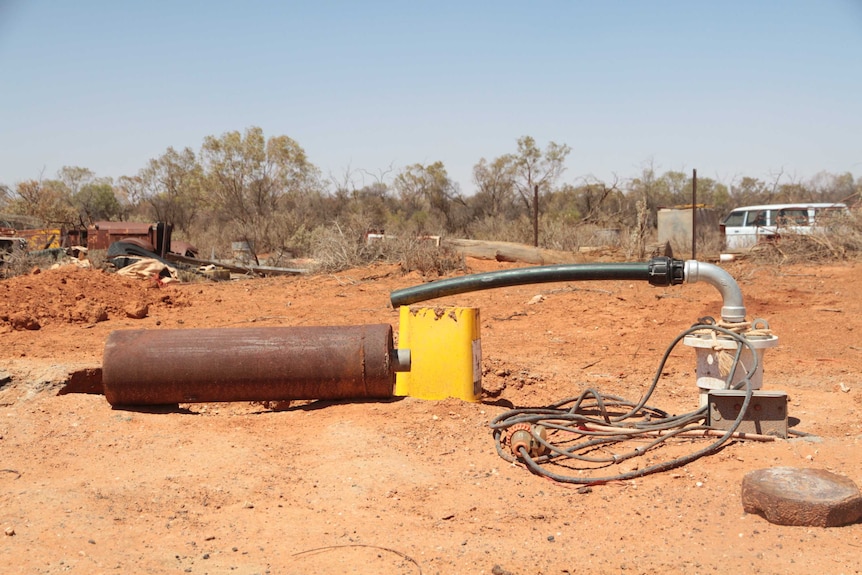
490,322,768,485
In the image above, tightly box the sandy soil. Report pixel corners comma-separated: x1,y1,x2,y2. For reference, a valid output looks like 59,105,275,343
1,257,861,575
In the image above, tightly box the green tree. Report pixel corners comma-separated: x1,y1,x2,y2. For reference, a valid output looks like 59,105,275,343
507,136,571,246
661,171,689,206
393,161,466,234
467,157,524,241
340,182,394,229
471,156,519,220
11,178,75,225
568,177,625,226
654,170,730,212
115,175,149,220
775,180,814,203
72,181,121,223
693,177,730,213
57,166,96,198
199,126,322,256
729,176,769,206
139,147,203,232
809,171,857,204
626,162,665,229
0,183,11,211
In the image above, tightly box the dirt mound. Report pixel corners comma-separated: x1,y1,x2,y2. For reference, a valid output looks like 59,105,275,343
0,265,189,330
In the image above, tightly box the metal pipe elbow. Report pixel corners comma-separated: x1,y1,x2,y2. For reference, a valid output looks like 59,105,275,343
684,260,746,323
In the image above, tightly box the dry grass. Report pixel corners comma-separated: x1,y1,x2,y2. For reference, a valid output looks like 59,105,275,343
393,237,465,276
1,248,62,279
310,222,465,276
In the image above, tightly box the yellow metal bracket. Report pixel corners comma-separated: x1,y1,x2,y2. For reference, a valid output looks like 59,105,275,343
395,306,481,401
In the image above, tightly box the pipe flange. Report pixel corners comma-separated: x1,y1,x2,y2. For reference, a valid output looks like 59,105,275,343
505,423,533,456
505,423,532,443
505,423,551,458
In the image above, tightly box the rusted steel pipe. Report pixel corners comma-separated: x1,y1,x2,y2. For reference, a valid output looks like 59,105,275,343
102,324,401,406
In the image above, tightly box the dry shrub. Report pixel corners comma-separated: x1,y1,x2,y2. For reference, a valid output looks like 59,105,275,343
539,218,586,251
470,214,532,244
749,210,862,264
310,222,384,272
1,248,65,279
311,222,465,275
187,219,230,261
1,249,37,279
664,227,725,260
750,233,846,264
692,228,726,258
87,249,109,269
393,237,465,276
471,215,628,253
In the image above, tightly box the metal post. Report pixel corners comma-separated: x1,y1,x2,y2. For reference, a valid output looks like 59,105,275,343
533,184,539,247
691,169,698,260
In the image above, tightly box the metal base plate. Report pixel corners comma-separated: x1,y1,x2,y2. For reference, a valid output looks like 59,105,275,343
707,390,788,438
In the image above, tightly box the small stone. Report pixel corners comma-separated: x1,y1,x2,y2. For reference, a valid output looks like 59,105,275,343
124,302,149,319
243,501,254,509
481,377,506,397
30,266,41,275
4,526,14,536
547,535,555,542
73,301,108,323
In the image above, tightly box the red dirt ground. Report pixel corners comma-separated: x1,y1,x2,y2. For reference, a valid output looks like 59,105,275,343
1,257,861,574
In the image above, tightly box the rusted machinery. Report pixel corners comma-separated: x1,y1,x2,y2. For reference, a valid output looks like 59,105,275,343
102,324,410,406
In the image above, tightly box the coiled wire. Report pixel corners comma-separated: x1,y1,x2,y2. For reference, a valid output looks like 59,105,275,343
490,323,760,484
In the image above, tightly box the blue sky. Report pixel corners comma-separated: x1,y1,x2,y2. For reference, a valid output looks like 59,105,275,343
1,0,861,194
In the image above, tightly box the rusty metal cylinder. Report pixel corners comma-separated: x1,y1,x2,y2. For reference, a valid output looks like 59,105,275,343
102,324,397,406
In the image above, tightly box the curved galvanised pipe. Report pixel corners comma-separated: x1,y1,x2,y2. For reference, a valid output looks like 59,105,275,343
683,260,746,322
390,256,747,323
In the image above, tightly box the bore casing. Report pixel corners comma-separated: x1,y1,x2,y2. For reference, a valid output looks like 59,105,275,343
102,324,397,406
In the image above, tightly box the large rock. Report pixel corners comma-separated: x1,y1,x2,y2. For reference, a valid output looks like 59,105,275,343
742,467,862,527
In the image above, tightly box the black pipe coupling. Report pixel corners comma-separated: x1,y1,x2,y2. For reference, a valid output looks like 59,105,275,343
647,256,685,287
